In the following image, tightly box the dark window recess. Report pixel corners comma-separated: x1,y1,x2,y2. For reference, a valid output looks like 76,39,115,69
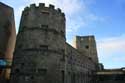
18,44,22,49
0,52,4,57
24,12,29,16
72,73,75,83
62,71,64,83
23,26,27,29
61,55,65,61
63,55,65,60
88,57,92,60
4,20,10,30
41,11,49,15
85,45,89,49
21,63,24,66
61,31,64,36
52,29,58,35
30,76,34,79
41,25,48,29
68,59,71,64
61,49,65,61
15,69,20,73
21,26,27,31
29,68,36,72
61,49,65,54
40,45,48,50
38,69,47,75
68,72,70,75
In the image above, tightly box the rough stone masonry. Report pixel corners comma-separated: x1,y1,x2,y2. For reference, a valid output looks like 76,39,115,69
10,3,98,83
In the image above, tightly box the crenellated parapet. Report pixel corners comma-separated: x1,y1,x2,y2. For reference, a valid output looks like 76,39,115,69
22,3,65,18
19,3,66,39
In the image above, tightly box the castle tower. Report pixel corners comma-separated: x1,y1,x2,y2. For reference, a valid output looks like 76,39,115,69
73,36,99,64
10,3,66,83
0,2,16,81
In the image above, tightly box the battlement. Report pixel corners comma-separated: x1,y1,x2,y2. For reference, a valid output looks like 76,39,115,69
23,3,65,17
19,3,66,39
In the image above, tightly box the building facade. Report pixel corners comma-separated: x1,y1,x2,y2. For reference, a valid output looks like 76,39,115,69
0,2,16,82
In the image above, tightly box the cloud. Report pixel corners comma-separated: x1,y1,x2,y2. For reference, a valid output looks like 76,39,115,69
66,16,86,33
86,14,105,22
97,34,125,54
96,34,125,68
97,34,125,68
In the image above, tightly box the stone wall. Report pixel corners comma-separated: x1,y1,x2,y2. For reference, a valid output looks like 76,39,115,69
73,36,99,64
96,69,125,83
10,3,66,83
65,43,97,83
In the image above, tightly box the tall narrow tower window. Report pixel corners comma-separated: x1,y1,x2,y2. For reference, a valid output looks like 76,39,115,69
61,70,64,83
15,68,20,73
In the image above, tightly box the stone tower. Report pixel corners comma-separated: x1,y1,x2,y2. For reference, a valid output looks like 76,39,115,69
10,3,66,83
0,2,16,81
73,36,98,64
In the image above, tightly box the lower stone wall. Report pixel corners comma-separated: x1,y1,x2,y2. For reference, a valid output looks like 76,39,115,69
98,80,125,83
96,72,125,83
65,43,97,83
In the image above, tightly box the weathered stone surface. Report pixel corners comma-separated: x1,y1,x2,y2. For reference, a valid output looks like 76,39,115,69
10,3,98,83
10,3,66,83
73,36,99,64
66,43,97,83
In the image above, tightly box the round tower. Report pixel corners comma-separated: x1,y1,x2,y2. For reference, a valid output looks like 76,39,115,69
11,3,66,83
